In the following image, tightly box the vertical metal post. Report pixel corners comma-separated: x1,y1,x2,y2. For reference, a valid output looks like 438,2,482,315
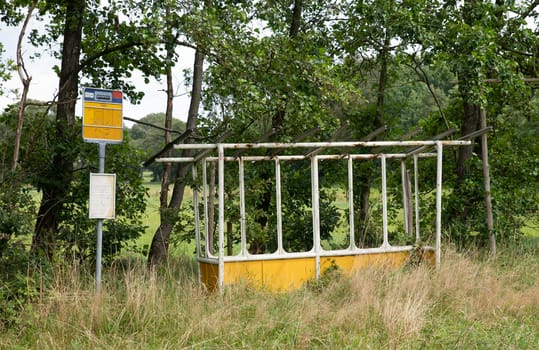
381,154,389,248
401,159,409,234
435,141,443,269
413,154,420,243
348,156,355,249
95,142,106,292
311,156,321,279
217,144,225,290
480,109,496,256
202,160,209,257
239,158,247,256
275,158,284,254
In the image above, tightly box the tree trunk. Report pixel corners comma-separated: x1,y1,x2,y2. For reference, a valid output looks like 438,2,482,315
226,221,233,256
147,49,204,267
357,35,390,245
455,0,481,184
480,109,496,255
159,5,177,211
356,177,371,247
448,0,486,237
374,36,390,129
12,5,34,173
159,42,174,214
289,0,303,38
455,101,480,184
32,0,84,259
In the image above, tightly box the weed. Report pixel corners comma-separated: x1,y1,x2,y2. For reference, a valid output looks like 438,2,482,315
1,241,538,349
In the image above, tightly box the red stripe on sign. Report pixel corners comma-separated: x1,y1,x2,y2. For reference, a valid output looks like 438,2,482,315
112,91,122,99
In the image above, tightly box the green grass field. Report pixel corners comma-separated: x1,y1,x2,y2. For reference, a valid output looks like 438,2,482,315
2,241,538,349
2,176,538,348
521,218,539,237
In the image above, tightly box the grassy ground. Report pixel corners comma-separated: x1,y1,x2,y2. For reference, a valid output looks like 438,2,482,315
1,240,538,349
521,218,539,237
3,176,539,349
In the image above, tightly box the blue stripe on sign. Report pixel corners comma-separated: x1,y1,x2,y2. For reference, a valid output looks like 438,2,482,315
84,88,122,104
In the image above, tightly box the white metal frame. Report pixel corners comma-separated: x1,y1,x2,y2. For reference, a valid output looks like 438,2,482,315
158,140,471,288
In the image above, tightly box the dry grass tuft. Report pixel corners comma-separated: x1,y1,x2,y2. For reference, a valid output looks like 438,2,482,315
2,246,538,349
380,267,431,344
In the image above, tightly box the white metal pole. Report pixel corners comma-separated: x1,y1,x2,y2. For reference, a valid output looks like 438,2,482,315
348,156,355,249
275,159,284,254
401,159,409,234
158,152,444,163
95,142,106,292
173,140,471,150
435,142,443,269
381,154,389,248
414,154,420,243
218,144,225,290
239,158,247,256
311,156,321,279
202,160,209,257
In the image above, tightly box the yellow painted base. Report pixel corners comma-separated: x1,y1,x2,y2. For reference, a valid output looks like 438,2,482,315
199,249,434,291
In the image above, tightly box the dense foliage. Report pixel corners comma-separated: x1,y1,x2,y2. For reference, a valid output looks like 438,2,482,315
0,102,147,261
0,0,538,325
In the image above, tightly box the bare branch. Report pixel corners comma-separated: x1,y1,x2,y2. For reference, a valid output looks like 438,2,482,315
124,116,182,134
484,78,539,84
143,128,193,167
12,3,35,172
519,0,539,21
408,53,450,130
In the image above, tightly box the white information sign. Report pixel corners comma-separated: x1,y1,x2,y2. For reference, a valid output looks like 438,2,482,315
89,173,116,219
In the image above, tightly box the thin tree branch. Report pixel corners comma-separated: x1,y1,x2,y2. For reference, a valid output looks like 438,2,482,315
124,116,182,134
484,77,539,83
408,53,450,130
143,128,193,167
519,0,539,21
79,39,198,74
78,41,146,72
12,3,35,172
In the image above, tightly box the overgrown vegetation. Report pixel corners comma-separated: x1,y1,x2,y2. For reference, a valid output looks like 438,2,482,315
0,104,148,263
0,1,538,345
1,241,538,348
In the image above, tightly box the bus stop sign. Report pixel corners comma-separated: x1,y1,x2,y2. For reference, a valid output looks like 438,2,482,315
83,87,123,143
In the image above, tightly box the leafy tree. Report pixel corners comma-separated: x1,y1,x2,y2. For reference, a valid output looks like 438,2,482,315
147,0,209,266
193,0,362,253
0,42,14,93
0,0,168,258
425,0,539,247
332,0,432,240
2,0,536,265
0,101,147,262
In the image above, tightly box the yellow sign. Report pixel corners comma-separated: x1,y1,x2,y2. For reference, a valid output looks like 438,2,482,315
82,87,123,143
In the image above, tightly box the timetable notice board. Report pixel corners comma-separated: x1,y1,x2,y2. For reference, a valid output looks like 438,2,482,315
82,87,123,143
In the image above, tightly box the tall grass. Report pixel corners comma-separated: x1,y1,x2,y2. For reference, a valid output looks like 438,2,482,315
2,242,538,349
